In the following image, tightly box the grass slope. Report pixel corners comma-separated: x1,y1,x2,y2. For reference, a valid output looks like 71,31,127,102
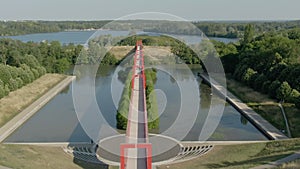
0,74,66,127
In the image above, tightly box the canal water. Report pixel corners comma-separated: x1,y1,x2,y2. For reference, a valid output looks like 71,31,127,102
5,65,267,143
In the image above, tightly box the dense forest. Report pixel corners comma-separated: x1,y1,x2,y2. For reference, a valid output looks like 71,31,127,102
1,20,300,38
0,39,82,99
214,25,300,108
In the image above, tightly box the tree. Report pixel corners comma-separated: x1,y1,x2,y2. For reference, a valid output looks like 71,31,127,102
54,58,70,73
0,64,12,84
0,84,5,99
242,24,255,47
295,97,300,109
242,68,257,85
276,81,292,102
8,78,18,91
269,80,281,98
288,89,300,103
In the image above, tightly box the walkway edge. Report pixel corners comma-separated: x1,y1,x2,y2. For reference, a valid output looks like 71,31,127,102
250,150,300,169
0,76,76,143
200,74,287,140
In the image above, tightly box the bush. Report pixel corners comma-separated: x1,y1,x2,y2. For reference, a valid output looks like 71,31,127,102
31,68,40,79
16,78,24,89
242,68,257,85
8,78,18,92
269,80,281,99
0,85,5,99
287,89,300,103
276,81,292,101
4,84,10,96
0,64,12,84
37,66,47,76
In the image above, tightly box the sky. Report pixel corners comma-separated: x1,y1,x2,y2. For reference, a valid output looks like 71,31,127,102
0,0,299,21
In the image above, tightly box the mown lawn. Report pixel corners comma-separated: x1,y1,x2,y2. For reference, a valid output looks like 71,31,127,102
0,144,107,169
158,139,300,169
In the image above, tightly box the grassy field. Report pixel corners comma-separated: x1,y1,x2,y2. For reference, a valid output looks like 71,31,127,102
158,139,300,169
0,144,108,169
109,46,172,61
226,77,300,137
0,74,66,128
0,139,299,168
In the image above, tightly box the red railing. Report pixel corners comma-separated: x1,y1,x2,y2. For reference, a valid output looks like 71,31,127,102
122,40,152,169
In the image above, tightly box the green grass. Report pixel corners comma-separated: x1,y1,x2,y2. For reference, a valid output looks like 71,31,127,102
1,139,300,168
158,139,300,169
226,76,300,137
0,144,107,169
284,106,300,137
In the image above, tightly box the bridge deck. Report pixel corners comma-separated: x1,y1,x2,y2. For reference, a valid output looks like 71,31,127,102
124,43,149,169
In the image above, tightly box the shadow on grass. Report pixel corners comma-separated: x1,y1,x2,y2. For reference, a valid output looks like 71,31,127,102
205,153,291,168
70,143,109,169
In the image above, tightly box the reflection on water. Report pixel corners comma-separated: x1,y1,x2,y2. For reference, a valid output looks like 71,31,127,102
5,65,266,143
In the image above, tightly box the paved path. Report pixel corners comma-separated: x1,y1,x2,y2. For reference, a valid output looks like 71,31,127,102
278,103,292,138
200,74,287,140
0,76,76,143
124,43,149,169
251,150,300,169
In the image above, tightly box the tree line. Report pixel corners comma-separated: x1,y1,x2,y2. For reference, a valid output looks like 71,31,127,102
2,20,300,38
214,25,300,108
0,20,109,36
0,38,82,99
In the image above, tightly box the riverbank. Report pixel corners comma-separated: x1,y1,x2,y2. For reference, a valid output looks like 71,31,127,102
0,75,75,142
226,76,300,138
200,74,287,140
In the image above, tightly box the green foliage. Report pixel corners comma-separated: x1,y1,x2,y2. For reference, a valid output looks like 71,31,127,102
0,64,12,84
8,78,18,92
276,81,292,101
0,20,109,36
116,67,159,130
241,68,257,85
31,68,40,79
295,97,300,109
4,84,10,96
0,84,5,99
116,71,132,130
15,78,24,89
145,68,159,129
100,52,118,65
268,80,281,99
220,27,300,106
54,58,70,73
242,24,255,46
288,89,300,103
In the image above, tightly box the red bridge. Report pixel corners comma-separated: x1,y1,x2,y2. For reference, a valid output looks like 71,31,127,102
120,40,152,169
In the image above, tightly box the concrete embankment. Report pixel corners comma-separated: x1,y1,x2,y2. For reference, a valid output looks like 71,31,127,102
0,76,76,143
200,74,288,140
